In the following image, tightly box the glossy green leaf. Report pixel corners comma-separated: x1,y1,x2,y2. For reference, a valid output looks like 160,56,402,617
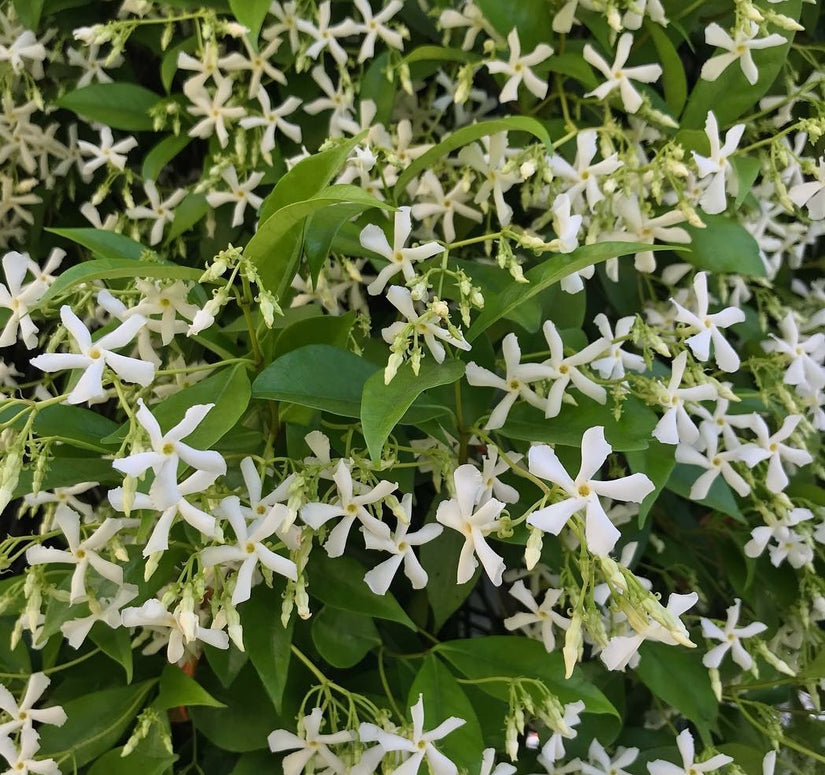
437,637,619,717
31,405,119,452
475,0,552,51
253,344,377,417
394,116,552,196
305,202,374,283
90,623,133,683
47,227,145,260
732,156,762,208
682,216,765,277
86,746,176,775
243,584,294,714
402,45,477,66
666,464,745,522
55,83,160,131
228,0,270,43
142,134,192,181
35,258,204,309
307,553,416,630
648,21,687,116
409,655,485,775
627,441,677,527
38,681,156,768
155,663,226,710
360,52,395,125
311,606,380,668
502,396,659,452
636,641,718,730
168,192,210,240
361,359,464,461
680,0,801,127
271,310,355,359
466,242,666,341
421,529,480,633
13,0,44,30
246,185,393,297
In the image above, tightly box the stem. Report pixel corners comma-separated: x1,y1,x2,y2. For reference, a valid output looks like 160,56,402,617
378,648,404,722
0,648,101,681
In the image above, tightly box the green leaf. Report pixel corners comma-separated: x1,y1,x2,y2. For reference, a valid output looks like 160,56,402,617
11,405,119,453
47,227,145,260
682,216,765,277
409,655,485,775
90,623,134,683
402,45,477,66
311,606,380,668
680,0,801,128
55,83,160,132
253,344,377,418
87,746,176,775
466,242,666,342
475,0,552,51
230,752,274,775
0,618,31,673
394,117,552,196
627,441,677,527
732,156,762,208
35,258,204,309
243,584,294,714
168,192,210,240
361,359,465,461
307,553,416,630
305,202,374,283
271,311,355,359
502,396,659,452
142,134,192,181
13,0,44,30
636,641,718,731
14,456,121,500
666,464,745,522
161,36,196,93
154,663,226,710
360,52,395,126
38,681,156,769
436,636,619,717
228,0,270,43
246,184,393,298
648,21,687,116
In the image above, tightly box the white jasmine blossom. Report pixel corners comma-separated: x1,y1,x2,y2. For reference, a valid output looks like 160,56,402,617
0,673,67,738
486,28,553,103
701,597,768,671
503,579,571,652
692,111,745,215
267,707,354,775
701,21,785,86
647,729,732,775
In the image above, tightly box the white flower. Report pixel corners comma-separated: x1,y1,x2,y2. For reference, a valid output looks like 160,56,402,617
30,306,154,404
701,597,767,671
60,584,139,649
25,504,134,603
300,459,396,557
268,707,354,775
201,496,297,605
652,351,719,446
121,598,229,664
480,748,517,775
359,694,466,775
0,250,46,349
539,700,585,764
303,66,359,138
361,207,444,295
701,21,785,86
581,739,639,775
205,166,264,228
0,672,67,738
788,158,825,219
671,271,746,372
465,333,550,429
748,414,813,492
113,398,225,510
239,88,302,154
527,427,654,556
217,34,286,98
540,320,609,418
23,481,98,520
410,170,482,244
353,0,405,62
125,181,186,246
487,29,553,102
458,132,520,226
77,126,138,175
503,580,571,652
296,1,358,66
745,507,814,568
647,729,732,775
590,314,645,380
362,493,442,594
762,311,825,392
0,727,60,775
692,111,745,215
550,193,583,257
479,446,522,504
439,3,500,50
436,464,507,585
675,425,767,500
583,33,662,113
0,30,47,76
184,76,246,148
548,130,622,213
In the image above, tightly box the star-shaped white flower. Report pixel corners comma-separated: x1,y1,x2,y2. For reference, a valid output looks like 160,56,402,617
487,28,553,102
581,739,639,775
77,126,138,175
647,729,732,775
548,129,622,213
125,181,186,246
201,496,298,605
692,111,745,215
762,311,825,392
701,597,768,671
0,250,47,349
749,414,813,492
353,0,405,62
0,727,59,775
583,33,662,114
268,707,354,775
60,584,139,649
590,314,646,381
359,694,466,775
0,672,67,739
789,158,825,219
701,21,785,86
436,464,507,585
527,426,655,556
503,579,571,652
205,166,264,227
30,305,154,405
671,271,746,372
